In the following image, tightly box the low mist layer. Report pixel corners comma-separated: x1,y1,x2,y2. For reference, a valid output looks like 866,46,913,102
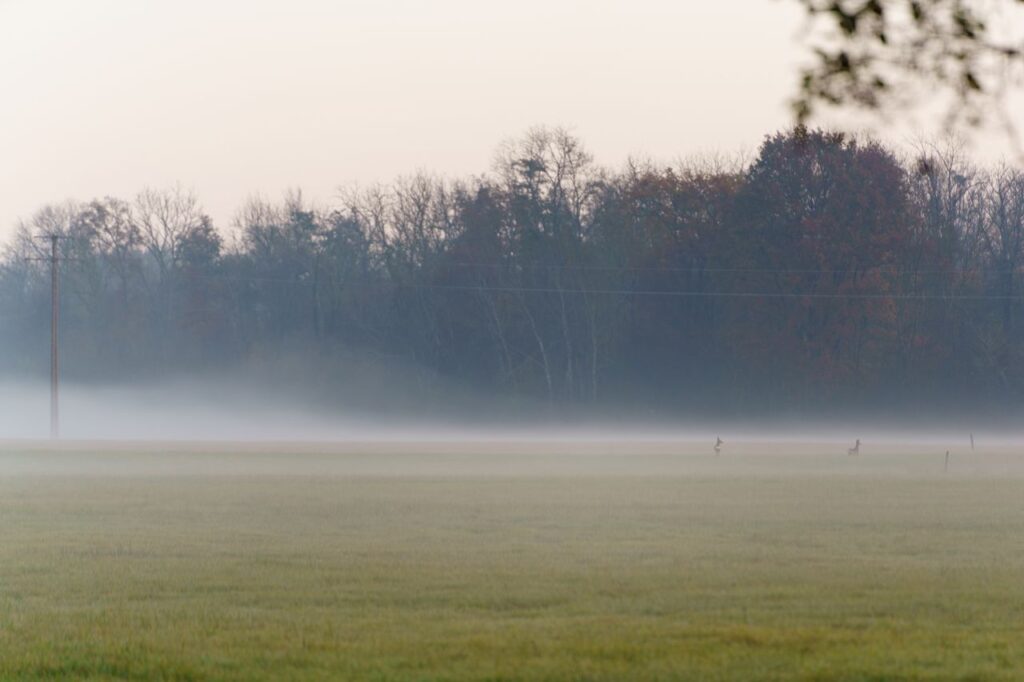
1,375,1020,450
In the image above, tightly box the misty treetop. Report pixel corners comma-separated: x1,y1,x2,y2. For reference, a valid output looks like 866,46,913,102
2,127,1023,412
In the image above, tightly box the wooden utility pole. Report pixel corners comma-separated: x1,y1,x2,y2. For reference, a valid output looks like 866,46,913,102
48,234,60,439
29,234,64,439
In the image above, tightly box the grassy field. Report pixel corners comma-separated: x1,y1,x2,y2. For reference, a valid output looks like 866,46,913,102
1,442,1023,680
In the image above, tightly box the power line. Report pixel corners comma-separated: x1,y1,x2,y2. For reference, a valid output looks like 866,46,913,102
11,267,1023,323
166,272,1024,302
191,273,312,285
213,276,1024,302
22,250,1024,277
413,283,1024,302
436,260,1024,276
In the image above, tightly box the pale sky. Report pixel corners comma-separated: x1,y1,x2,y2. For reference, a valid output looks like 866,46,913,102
0,0,1013,239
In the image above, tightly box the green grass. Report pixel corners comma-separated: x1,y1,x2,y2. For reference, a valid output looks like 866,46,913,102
2,453,1023,680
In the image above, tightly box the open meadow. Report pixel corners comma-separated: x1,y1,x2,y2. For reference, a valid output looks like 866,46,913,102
1,439,1023,681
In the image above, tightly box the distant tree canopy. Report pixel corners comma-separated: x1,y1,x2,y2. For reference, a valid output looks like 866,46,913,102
2,127,1024,415
794,0,1024,136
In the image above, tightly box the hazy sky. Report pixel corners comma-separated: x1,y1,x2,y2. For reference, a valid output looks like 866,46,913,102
0,0,1014,239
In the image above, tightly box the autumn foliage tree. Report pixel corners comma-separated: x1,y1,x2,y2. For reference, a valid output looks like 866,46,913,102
1,127,1022,415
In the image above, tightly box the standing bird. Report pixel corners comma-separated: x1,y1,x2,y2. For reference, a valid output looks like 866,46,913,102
714,436,723,455
847,439,860,456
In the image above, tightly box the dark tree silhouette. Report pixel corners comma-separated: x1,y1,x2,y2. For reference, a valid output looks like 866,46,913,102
2,128,1023,415
794,0,1024,143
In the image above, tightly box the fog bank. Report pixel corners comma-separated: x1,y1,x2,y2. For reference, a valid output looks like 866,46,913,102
1,379,1023,448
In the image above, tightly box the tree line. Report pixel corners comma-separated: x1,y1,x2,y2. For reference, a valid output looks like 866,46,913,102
2,127,1023,414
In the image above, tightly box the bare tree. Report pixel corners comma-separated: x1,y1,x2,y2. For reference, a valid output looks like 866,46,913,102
134,186,206,287
980,165,1024,336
